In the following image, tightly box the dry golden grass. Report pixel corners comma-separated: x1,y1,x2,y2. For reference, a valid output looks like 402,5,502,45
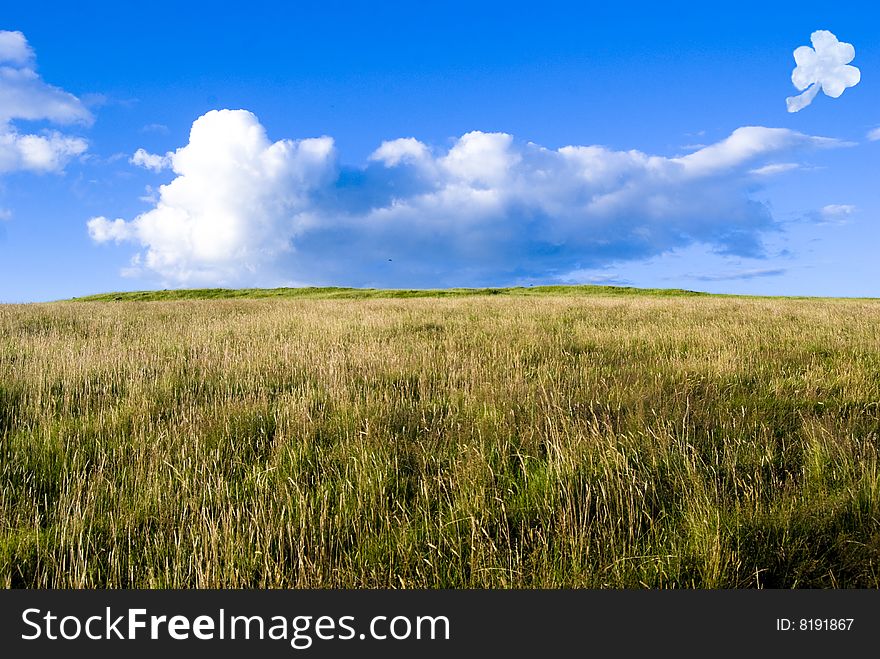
1,292,879,587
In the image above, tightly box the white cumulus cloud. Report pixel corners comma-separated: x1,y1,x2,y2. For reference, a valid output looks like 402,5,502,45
90,110,847,287
868,127,880,141
786,30,860,113
91,109,335,283
0,30,91,174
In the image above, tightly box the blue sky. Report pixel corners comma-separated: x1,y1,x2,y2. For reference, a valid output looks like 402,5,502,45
1,1,877,301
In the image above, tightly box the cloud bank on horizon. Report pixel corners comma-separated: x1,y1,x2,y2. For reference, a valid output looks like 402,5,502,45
786,30,860,113
90,109,846,287
0,30,90,173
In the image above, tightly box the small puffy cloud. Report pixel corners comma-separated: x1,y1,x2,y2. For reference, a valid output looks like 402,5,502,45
370,137,431,167
0,30,90,175
0,208,11,221
814,204,856,224
821,203,856,217
786,30,860,113
87,216,132,243
130,148,172,172
868,127,880,142
0,126,87,173
90,110,848,287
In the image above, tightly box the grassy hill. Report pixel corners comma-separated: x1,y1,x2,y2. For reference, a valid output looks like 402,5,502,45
2,286,879,587
70,284,708,302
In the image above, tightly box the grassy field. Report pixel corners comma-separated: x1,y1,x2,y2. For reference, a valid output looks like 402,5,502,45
1,286,879,587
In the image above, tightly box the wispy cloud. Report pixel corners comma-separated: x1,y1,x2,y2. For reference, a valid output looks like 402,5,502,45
868,127,880,142
749,162,801,176
685,268,787,282
89,110,848,287
555,269,632,286
140,123,170,135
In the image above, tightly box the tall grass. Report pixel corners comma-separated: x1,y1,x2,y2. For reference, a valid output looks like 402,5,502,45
1,292,879,587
